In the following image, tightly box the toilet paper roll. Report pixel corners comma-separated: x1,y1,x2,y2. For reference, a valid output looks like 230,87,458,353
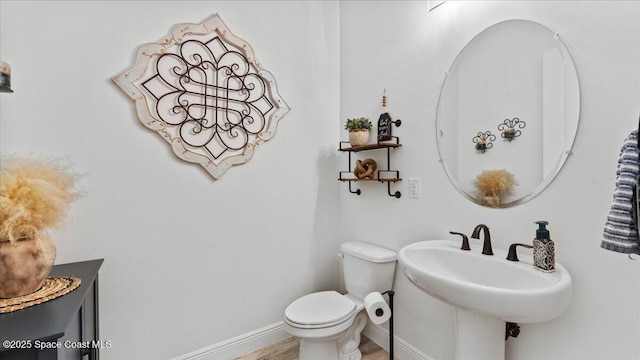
364,291,391,325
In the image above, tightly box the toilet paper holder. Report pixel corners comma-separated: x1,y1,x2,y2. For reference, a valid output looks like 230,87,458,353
382,290,395,360
369,290,394,360
365,291,392,325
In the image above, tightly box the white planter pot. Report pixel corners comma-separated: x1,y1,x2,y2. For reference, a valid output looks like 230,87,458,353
348,130,370,147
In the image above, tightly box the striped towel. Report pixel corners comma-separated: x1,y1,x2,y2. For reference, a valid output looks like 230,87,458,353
601,129,640,254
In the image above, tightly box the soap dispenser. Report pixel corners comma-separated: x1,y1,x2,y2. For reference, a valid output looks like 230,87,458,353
533,221,555,272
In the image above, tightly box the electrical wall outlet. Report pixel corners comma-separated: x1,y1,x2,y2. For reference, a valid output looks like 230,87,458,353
408,178,420,199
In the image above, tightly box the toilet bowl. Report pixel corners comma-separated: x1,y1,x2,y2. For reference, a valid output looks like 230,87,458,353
283,241,397,360
283,291,368,360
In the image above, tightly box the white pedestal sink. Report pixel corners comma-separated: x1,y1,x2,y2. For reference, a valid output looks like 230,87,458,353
399,240,572,360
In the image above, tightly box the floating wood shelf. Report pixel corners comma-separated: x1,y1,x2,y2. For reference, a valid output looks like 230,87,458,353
338,142,402,152
338,178,402,183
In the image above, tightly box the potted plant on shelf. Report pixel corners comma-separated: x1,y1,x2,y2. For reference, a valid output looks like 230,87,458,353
345,117,372,147
0,156,82,298
472,169,517,207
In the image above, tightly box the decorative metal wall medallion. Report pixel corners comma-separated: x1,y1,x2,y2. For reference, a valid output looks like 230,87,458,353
498,117,526,141
112,14,290,179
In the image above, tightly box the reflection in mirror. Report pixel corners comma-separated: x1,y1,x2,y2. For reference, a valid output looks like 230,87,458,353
436,19,580,208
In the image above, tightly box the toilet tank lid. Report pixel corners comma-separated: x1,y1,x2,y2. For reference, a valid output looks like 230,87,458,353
340,241,397,263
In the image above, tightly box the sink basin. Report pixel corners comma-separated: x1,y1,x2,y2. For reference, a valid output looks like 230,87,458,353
399,240,572,323
399,240,573,360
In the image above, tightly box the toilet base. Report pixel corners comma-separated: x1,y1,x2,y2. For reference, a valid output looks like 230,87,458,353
296,311,368,360
299,340,340,360
337,311,367,360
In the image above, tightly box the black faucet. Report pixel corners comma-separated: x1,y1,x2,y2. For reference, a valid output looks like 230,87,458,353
471,224,493,255
449,231,471,251
506,243,533,261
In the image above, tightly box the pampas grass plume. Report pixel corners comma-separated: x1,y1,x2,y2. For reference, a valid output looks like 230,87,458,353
472,169,517,198
0,156,83,242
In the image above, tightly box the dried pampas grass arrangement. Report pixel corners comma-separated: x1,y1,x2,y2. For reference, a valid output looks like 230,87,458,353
472,169,517,206
0,155,83,242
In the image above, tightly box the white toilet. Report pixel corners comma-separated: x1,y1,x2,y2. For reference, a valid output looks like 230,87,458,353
283,241,397,360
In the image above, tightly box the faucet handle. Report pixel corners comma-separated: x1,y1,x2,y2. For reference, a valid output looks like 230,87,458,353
450,231,471,251
506,243,533,261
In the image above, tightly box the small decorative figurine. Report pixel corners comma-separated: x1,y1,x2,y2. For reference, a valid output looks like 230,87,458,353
353,159,377,179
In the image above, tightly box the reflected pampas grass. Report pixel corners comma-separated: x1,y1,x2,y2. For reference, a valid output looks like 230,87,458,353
472,169,517,207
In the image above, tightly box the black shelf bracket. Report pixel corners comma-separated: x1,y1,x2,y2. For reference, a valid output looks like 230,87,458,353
387,182,401,198
349,182,361,195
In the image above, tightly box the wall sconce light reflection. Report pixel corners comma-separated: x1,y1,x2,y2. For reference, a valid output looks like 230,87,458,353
498,117,525,141
473,131,496,153
0,62,13,93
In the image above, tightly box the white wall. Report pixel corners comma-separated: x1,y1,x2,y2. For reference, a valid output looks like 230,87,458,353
0,1,340,359
3,1,640,360
340,1,640,360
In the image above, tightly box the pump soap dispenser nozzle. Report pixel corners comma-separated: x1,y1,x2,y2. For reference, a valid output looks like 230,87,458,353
535,221,550,242
533,220,555,272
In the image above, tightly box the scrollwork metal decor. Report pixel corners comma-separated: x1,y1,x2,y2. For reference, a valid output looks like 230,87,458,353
498,117,526,141
112,14,290,179
472,131,496,153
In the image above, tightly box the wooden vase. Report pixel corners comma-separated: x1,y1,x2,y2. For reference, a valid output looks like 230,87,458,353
483,195,501,208
0,232,56,298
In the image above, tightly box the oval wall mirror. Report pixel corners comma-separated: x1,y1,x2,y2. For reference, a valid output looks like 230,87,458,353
436,19,580,208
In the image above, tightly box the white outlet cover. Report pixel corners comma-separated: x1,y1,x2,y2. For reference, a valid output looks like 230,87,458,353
409,178,420,199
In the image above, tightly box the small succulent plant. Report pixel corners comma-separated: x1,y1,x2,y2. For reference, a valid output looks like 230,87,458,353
345,117,372,131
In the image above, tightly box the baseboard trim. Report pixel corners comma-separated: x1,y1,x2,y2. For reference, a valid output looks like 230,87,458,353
171,321,289,360
363,321,434,360
172,319,432,360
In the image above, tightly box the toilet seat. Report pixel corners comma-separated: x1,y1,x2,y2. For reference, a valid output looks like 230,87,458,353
284,291,356,329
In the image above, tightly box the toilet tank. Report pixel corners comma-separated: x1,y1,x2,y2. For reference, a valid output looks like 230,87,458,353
340,241,397,301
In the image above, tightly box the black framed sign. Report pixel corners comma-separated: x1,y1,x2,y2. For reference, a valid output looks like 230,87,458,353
378,112,393,142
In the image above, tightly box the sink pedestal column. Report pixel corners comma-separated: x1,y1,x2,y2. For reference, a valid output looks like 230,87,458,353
454,309,505,360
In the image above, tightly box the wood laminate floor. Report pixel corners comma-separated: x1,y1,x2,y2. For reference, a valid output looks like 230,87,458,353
234,335,391,360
